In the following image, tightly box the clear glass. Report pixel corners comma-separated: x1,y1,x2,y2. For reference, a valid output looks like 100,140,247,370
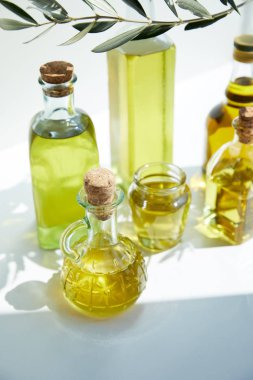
128,162,191,252
204,59,253,168
60,188,147,318
29,75,99,250
204,118,253,244
107,0,175,187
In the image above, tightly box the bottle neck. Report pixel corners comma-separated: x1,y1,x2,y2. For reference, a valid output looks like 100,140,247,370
87,209,118,247
233,117,253,144
226,60,253,107
231,60,253,82
40,76,76,120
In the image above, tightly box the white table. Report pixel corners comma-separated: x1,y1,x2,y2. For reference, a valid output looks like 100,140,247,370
1,160,253,380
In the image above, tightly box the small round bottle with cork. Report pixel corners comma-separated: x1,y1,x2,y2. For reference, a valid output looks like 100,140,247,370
60,168,147,318
29,61,99,250
204,107,253,244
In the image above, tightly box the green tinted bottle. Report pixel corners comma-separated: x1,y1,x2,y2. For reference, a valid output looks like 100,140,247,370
29,61,99,249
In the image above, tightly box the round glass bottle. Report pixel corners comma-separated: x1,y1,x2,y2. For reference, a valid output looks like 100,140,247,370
128,162,191,252
61,171,147,318
29,61,99,250
204,35,253,168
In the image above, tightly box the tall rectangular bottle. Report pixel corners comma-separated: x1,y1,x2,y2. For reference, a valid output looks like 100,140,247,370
29,61,99,249
107,1,175,186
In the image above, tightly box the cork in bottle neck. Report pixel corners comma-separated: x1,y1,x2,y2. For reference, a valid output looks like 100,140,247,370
84,168,116,221
234,107,253,144
39,61,74,98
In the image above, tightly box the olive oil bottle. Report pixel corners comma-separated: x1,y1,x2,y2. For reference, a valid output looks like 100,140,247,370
61,168,147,318
204,35,253,168
204,107,253,244
29,61,99,249
107,1,175,187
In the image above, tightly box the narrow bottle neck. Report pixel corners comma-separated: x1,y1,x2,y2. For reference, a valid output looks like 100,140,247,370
226,60,253,107
87,209,118,247
231,60,253,82
42,91,76,120
39,76,77,120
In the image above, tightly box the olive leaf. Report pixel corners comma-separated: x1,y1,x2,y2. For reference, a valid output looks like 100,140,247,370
81,0,117,15
120,0,147,18
163,0,178,17
220,0,239,13
133,24,174,40
28,0,68,21
176,0,211,18
92,25,147,53
73,21,117,33
185,13,227,30
0,0,37,24
23,22,55,43
60,21,95,46
0,18,35,29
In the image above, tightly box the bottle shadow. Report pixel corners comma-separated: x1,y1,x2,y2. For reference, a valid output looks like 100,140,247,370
5,271,176,346
0,181,62,291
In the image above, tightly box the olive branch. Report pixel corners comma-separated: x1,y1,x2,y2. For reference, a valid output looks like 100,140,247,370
0,0,249,52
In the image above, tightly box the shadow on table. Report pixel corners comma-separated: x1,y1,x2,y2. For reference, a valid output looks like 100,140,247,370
5,271,167,345
3,271,253,380
0,181,62,291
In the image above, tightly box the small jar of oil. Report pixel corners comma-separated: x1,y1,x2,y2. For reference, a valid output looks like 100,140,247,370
128,162,191,253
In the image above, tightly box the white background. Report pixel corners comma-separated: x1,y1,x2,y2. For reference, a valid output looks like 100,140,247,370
1,2,253,380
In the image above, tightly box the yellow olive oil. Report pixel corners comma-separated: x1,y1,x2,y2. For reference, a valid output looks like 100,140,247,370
30,115,99,249
129,174,191,252
107,38,175,186
205,158,253,244
61,236,146,318
205,77,253,166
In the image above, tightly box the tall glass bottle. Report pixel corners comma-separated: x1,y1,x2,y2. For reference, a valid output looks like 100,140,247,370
107,0,175,187
204,35,253,168
204,107,253,245
29,61,99,250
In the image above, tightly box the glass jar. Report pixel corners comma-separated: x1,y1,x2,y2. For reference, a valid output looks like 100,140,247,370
61,187,147,318
129,162,191,252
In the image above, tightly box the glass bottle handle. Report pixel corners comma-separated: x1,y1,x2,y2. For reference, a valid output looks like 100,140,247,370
60,218,89,262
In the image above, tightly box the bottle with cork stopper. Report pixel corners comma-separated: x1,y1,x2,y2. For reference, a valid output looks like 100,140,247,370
204,106,253,244
29,61,99,250
204,34,253,170
60,168,147,318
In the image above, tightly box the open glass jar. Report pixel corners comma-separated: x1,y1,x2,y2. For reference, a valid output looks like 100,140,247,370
128,162,191,252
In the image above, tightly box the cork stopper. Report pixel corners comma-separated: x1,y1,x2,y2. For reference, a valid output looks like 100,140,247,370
84,168,116,220
40,61,73,84
236,107,253,144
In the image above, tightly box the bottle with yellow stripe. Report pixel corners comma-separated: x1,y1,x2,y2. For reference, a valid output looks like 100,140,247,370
204,35,253,169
